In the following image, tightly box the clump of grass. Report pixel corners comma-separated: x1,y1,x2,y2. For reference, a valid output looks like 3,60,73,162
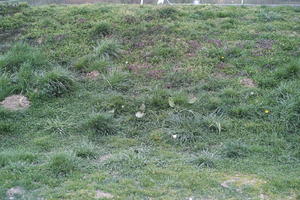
151,44,180,63
158,7,178,19
0,121,14,135
94,39,122,60
74,54,110,73
0,43,49,96
0,43,75,99
164,112,207,144
74,39,121,72
33,136,56,151
104,70,133,91
222,141,250,159
0,151,37,168
92,21,113,37
275,59,300,80
0,154,9,167
257,59,300,88
85,114,117,136
75,142,97,159
0,2,28,16
215,10,237,18
37,67,75,98
49,153,77,176
190,10,216,20
0,42,48,74
191,152,216,168
98,94,135,114
0,73,14,100
257,10,283,22
148,89,170,110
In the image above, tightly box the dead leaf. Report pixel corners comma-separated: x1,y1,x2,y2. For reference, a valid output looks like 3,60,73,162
139,103,146,111
168,97,175,108
188,96,197,104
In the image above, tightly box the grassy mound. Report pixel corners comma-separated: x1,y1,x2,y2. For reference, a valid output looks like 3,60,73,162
0,3,299,199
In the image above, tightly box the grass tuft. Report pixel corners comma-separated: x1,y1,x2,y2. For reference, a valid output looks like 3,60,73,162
222,141,250,159
0,42,48,74
85,114,117,136
94,39,122,60
92,21,113,37
49,153,77,176
37,67,75,98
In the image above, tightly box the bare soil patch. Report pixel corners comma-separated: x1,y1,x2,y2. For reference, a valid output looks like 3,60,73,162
98,154,112,162
0,95,30,111
95,190,114,199
86,70,100,79
221,174,266,192
240,78,256,88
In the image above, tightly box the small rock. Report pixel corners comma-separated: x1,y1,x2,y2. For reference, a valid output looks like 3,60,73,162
95,190,113,199
0,95,30,111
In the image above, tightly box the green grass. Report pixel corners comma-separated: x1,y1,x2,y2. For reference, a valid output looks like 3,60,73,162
0,3,300,200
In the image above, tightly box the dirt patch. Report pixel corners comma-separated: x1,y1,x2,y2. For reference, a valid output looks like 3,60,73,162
213,72,231,79
95,190,114,199
6,187,25,200
86,70,100,79
1,95,30,111
221,174,266,191
98,154,112,162
186,40,202,56
207,39,223,48
240,78,256,88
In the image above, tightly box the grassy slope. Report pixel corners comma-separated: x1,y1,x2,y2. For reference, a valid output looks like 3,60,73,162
1,3,300,199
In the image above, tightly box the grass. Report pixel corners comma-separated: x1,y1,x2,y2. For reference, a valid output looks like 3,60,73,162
0,2,300,200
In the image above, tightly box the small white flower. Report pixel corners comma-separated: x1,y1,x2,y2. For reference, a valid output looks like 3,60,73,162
250,92,255,95
125,61,129,64
121,105,125,108
172,134,177,139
